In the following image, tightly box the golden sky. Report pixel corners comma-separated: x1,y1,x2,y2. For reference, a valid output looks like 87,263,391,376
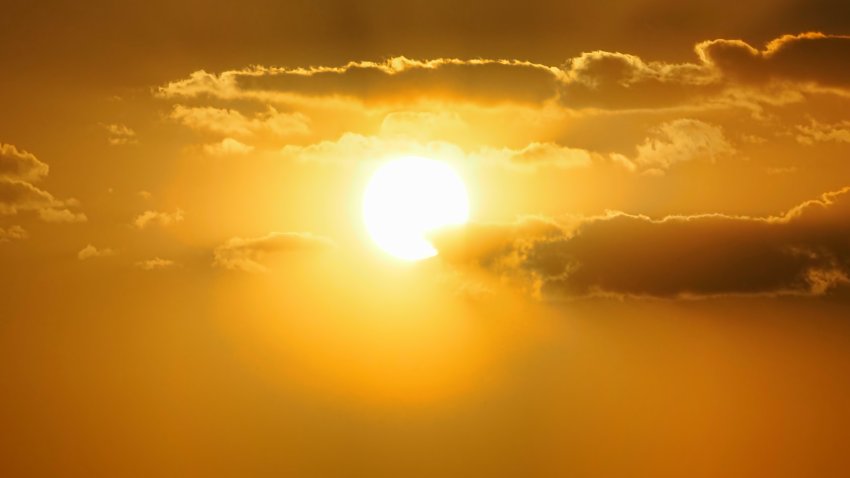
2,2,850,477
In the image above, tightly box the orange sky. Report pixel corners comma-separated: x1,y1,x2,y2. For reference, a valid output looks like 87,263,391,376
2,2,850,477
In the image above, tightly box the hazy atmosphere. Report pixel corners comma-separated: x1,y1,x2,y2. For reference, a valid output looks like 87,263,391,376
2,1,850,476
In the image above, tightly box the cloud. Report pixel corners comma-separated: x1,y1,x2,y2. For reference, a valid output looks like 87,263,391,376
0,143,86,223
170,105,310,138
158,33,850,113
282,120,725,174
379,111,469,141
794,118,850,145
696,32,850,89
559,51,720,109
560,32,850,109
433,187,850,299
280,131,597,172
37,206,88,223
473,142,594,171
282,127,745,176
0,143,49,182
159,57,564,106
101,123,137,145
279,132,466,164
0,178,87,222
133,209,184,229
766,166,798,175
614,119,735,174
0,225,27,242
0,180,55,215
213,231,335,273
78,244,116,260
135,257,176,270
202,138,255,156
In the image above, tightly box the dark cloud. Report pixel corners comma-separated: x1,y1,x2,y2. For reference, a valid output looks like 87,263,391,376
697,32,850,89
240,60,561,105
160,58,562,106
161,33,850,112
560,33,850,109
213,231,335,272
3,0,846,91
0,179,86,223
434,187,850,299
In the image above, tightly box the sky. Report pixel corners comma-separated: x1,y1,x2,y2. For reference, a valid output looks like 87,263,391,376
2,1,850,477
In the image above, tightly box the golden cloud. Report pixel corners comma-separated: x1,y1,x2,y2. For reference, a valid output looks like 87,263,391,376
0,143,50,182
159,58,563,106
202,138,255,156
170,105,310,138
100,123,138,146
472,142,595,171
434,187,850,299
696,32,850,89
213,232,335,273
0,225,27,242
0,179,86,223
158,33,850,112
77,244,116,260
794,118,850,145
0,143,86,223
614,119,735,174
135,257,177,270
133,209,185,229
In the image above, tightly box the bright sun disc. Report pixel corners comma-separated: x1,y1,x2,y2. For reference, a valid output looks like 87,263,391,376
363,156,469,261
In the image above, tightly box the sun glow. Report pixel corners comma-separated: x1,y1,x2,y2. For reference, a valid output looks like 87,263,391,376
363,156,469,261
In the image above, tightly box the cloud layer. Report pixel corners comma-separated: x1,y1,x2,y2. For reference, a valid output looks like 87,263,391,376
434,187,850,299
159,33,850,110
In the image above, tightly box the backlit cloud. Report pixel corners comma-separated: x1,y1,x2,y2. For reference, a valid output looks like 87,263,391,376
0,143,86,223
133,209,185,229
795,118,850,145
0,225,27,242
473,142,595,171
101,123,138,146
0,179,86,223
614,119,735,174
696,32,850,89
170,105,310,138
77,244,116,260
159,58,564,106
279,131,599,172
135,257,177,270
158,33,850,113
1,143,49,182
203,138,255,156
213,231,335,273
435,187,850,299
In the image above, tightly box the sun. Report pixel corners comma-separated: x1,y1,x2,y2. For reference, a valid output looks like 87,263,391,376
363,156,469,261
